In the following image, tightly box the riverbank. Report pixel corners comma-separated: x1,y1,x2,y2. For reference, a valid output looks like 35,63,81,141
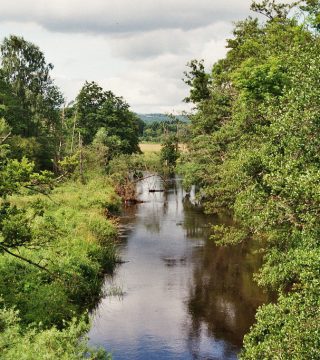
0,171,121,359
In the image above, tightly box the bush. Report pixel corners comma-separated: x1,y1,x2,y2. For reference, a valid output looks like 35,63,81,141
0,306,109,360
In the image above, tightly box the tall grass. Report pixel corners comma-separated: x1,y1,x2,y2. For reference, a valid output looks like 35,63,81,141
0,171,121,358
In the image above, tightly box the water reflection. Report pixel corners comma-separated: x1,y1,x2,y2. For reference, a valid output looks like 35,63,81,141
89,176,269,359
186,242,268,352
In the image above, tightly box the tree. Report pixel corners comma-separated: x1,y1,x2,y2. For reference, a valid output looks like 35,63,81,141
160,134,179,168
250,0,298,20
75,81,140,156
0,35,64,170
0,71,25,134
1,35,63,137
180,0,320,357
183,59,210,104
300,0,320,30
76,81,106,144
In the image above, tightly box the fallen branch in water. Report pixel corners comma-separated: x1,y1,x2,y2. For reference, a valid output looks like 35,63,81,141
131,173,169,185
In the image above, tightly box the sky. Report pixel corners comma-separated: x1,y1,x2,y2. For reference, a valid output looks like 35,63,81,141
0,0,253,113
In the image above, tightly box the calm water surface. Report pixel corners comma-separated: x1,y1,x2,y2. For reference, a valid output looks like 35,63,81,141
88,176,269,359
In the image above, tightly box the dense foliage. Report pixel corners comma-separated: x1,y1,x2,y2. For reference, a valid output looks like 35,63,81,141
0,36,140,172
0,306,108,360
0,136,119,358
179,1,320,358
160,134,180,169
0,34,141,358
139,117,189,143
76,81,140,156
2,1,320,357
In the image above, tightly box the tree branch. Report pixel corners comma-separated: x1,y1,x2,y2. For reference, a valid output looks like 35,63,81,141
132,173,169,185
24,185,58,204
0,245,55,277
0,131,11,144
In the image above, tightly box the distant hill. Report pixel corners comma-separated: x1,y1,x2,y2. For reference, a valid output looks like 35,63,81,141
137,113,189,123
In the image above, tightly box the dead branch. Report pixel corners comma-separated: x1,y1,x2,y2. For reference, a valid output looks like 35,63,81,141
132,173,169,185
0,131,11,144
0,245,55,277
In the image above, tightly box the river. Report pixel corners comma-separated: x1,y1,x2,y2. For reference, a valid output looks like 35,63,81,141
88,175,269,359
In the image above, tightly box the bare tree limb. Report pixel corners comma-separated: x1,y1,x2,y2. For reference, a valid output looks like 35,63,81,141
24,185,59,205
131,173,169,185
0,131,11,144
0,245,55,277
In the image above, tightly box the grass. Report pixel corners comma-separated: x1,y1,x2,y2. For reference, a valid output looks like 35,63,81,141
12,173,120,249
1,154,120,359
3,171,121,328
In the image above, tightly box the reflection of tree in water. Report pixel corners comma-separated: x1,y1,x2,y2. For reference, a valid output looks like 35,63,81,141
117,204,138,248
143,196,165,234
185,238,272,357
144,215,161,234
109,175,272,358
182,195,215,239
144,176,177,230
162,188,169,217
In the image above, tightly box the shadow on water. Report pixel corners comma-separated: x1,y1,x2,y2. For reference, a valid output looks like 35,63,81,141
88,175,271,359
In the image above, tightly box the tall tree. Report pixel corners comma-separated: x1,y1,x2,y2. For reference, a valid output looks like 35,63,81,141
76,81,106,144
1,35,60,135
75,81,140,156
180,1,320,358
183,59,210,104
0,35,64,169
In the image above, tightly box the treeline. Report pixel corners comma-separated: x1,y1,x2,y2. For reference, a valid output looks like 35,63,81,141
0,35,141,172
0,35,141,359
180,1,320,358
139,117,190,143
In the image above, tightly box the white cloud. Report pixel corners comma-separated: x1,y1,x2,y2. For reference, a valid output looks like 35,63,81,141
0,0,253,113
109,21,231,60
0,0,250,34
